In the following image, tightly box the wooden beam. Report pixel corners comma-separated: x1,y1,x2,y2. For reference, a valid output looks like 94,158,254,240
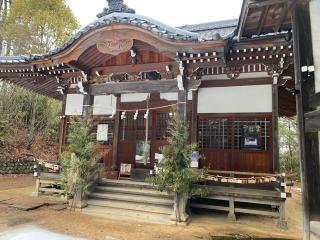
256,6,269,35
237,0,250,40
89,79,201,95
200,78,272,88
92,61,177,75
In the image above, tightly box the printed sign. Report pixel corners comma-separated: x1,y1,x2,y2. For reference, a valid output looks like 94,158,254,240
97,124,108,141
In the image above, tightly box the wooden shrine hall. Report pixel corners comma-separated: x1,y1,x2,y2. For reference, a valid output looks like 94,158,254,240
0,0,314,229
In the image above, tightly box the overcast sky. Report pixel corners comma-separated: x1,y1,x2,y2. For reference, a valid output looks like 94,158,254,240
65,0,243,29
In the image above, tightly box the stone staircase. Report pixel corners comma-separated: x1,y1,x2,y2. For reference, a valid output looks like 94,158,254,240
82,179,174,224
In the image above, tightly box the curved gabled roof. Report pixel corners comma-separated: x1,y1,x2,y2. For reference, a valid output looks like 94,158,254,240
0,13,235,64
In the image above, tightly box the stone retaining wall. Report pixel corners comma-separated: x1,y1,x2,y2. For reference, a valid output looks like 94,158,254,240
0,158,35,174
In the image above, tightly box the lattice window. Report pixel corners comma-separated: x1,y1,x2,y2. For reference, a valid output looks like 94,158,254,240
234,119,271,151
198,117,270,151
120,113,135,140
156,113,170,140
136,114,152,140
198,119,232,149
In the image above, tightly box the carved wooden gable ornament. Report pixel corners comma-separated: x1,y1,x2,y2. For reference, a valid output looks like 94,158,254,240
96,39,134,56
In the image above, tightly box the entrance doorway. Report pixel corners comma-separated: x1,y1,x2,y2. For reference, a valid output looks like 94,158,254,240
118,110,171,169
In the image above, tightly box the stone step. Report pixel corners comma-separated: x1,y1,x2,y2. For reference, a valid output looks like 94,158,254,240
82,205,173,225
99,178,154,190
90,192,173,206
311,221,320,240
87,198,173,215
95,185,171,199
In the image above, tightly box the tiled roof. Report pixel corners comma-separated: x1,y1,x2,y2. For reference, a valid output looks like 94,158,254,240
0,17,238,64
179,19,238,41
0,55,34,64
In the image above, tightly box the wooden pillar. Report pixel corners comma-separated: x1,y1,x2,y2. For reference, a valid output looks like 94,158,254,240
178,90,187,121
292,3,320,239
272,81,280,173
111,95,120,171
58,94,67,155
228,196,236,222
191,90,198,144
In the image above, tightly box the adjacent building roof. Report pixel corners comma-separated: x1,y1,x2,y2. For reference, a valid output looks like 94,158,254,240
179,19,238,41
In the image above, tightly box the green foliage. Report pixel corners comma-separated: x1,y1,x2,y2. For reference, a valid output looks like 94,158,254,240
149,111,206,196
2,0,79,55
60,110,103,199
0,82,61,144
279,117,300,180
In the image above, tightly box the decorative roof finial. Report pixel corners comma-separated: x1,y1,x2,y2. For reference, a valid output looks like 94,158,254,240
97,0,135,18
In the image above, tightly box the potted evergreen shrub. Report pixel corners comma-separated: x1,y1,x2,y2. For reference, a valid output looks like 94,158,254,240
149,111,206,224
60,110,103,209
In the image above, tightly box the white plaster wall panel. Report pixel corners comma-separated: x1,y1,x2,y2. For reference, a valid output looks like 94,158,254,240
65,94,84,116
310,0,320,93
121,93,149,102
197,85,272,113
160,92,178,101
160,92,193,101
93,95,117,115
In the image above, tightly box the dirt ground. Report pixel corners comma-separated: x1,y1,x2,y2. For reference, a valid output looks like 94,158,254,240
0,175,303,240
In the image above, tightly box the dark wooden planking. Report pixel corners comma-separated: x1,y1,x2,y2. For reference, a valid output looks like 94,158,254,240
89,79,201,95
233,150,273,173
256,6,269,35
200,149,232,170
274,1,294,33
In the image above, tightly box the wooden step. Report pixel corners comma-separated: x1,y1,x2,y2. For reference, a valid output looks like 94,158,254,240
99,178,154,190
90,192,173,206
95,185,171,198
87,198,172,215
82,205,173,225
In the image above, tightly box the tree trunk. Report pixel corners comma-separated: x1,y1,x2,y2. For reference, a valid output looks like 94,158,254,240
171,192,189,223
